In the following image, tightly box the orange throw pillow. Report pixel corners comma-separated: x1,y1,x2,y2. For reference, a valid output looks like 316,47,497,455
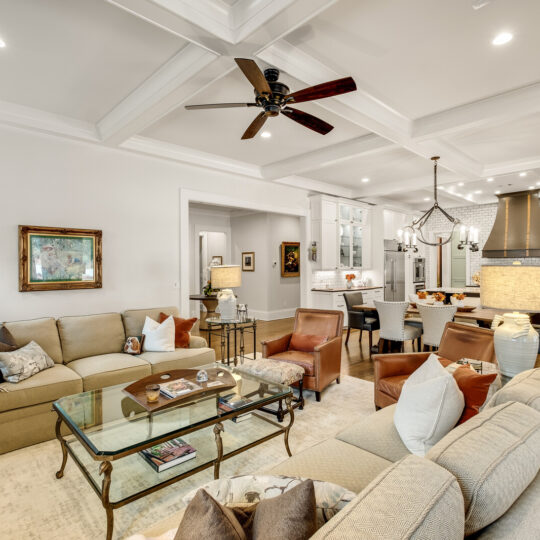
452,365,497,424
289,333,328,352
158,313,197,349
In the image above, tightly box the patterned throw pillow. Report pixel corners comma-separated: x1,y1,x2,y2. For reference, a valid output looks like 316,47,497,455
182,475,356,528
0,341,54,383
124,335,145,355
0,325,19,383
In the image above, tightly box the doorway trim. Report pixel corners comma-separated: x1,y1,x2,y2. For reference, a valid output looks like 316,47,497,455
179,189,310,317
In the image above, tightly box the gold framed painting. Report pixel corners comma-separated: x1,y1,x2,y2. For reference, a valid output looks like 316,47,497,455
242,251,255,271
19,225,102,292
281,242,300,277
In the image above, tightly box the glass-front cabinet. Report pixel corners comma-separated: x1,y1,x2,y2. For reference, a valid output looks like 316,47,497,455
339,224,351,268
352,225,362,267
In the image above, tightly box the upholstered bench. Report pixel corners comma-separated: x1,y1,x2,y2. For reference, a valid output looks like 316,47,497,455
235,357,305,421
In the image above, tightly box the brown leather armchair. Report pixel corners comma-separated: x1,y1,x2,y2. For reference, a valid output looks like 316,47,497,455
373,322,496,409
261,308,344,402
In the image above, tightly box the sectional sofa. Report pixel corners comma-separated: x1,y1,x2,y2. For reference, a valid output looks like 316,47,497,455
137,368,540,539
0,306,215,454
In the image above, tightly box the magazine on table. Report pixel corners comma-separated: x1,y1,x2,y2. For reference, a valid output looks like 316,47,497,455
160,378,202,399
140,437,196,473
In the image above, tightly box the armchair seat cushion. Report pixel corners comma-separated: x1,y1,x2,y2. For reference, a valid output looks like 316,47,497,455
268,351,315,376
378,375,408,401
68,353,151,391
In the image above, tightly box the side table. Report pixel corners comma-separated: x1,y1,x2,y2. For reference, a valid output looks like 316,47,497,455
189,294,218,331
206,317,257,366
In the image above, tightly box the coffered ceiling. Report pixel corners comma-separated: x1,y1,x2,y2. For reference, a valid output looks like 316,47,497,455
1,0,539,211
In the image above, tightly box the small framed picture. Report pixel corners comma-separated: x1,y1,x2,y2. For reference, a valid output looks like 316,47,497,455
242,252,255,271
281,242,300,277
211,256,223,266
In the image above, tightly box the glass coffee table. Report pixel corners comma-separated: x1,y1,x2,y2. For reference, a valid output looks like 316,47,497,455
53,363,294,540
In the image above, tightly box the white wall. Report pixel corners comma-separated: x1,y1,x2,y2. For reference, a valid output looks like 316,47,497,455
0,126,310,321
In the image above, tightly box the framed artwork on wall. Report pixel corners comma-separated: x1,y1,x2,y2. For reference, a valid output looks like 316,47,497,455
211,256,223,266
242,252,255,271
18,225,102,292
281,242,300,277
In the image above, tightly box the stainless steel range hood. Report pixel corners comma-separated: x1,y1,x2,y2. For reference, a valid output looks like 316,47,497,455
483,189,540,258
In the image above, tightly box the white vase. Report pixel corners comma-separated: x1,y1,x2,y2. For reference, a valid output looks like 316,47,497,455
216,289,237,321
493,313,539,378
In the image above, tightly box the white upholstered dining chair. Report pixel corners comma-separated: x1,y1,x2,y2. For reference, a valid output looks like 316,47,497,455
417,304,457,349
374,300,422,353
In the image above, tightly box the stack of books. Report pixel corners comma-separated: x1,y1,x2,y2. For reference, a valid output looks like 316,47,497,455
140,437,196,472
160,379,202,399
218,394,253,423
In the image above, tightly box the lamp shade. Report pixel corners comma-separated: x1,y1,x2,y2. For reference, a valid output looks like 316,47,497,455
481,265,540,312
210,265,241,289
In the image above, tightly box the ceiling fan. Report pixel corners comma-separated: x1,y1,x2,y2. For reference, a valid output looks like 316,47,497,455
184,58,357,140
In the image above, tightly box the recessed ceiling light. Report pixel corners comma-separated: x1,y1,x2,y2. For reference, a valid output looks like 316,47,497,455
536,181,540,186
467,193,473,198
361,177,370,183
495,190,501,194
519,172,527,177
260,131,271,138
492,32,513,46
423,197,430,201
486,177,494,182
439,186,445,190
0,38,5,48
474,190,482,194
458,182,464,187
529,186,535,190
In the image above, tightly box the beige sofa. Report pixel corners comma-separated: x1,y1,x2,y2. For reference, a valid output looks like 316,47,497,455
0,306,215,454
139,368,540,539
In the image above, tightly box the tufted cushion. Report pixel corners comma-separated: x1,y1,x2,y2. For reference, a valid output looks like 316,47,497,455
311,455,464,540
427,401,540,535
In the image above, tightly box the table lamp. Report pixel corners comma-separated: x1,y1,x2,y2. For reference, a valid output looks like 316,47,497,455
481,263,540,377
210,265,242,321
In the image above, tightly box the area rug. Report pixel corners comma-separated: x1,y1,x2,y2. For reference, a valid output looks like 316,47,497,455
0,376,374,539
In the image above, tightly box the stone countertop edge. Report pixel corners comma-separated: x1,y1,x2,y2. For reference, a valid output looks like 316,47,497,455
311,286,383,292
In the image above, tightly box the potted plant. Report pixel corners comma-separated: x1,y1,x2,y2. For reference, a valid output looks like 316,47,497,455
433,292,446,305
451,293,466,307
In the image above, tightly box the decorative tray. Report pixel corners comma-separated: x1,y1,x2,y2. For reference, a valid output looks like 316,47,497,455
457,306,476,312
123,368,237,413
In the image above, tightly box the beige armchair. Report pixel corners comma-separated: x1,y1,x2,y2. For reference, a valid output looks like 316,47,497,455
261,308,344,401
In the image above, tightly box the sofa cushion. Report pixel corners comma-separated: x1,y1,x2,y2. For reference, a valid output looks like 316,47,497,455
188,335,207,349
67,353,151,391
336,404,410,463
472,472,540,540
311,455,464,540
267,351,314,376
139,348,215,374
426,401,540,536
485,367,540,412
0,364,82,412
4,317,63,364
268,438,391,493
122,306,180,337
57,313,126,363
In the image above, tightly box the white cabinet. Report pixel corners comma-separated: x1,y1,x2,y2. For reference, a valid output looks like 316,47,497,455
311,195,371,270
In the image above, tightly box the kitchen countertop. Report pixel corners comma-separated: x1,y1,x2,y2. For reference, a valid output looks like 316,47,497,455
311,286,383,292
425,287,481,294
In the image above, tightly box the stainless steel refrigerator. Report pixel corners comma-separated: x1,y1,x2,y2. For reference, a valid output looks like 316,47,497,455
384,239,406,301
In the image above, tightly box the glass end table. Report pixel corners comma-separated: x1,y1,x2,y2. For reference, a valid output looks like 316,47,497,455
205,317,257,365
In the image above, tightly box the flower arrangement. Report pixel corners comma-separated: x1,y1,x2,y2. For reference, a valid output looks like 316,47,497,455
345,273,356,282
433,292,446,303
203,280,217,296
453,293,466,301
417,291,428,299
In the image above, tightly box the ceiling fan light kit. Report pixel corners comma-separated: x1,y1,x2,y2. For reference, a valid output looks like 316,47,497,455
185,58,357,139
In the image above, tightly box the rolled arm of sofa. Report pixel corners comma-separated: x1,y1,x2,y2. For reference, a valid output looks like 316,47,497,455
373,352,431,381
262,333,292,358
189,335,208,349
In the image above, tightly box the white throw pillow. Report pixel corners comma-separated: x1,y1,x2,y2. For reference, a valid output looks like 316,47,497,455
142,316,175,352
394,353,465,456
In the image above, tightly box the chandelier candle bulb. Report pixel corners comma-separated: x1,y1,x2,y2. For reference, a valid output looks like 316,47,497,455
397,229,403,241
412,233,417,246
404,231,410,245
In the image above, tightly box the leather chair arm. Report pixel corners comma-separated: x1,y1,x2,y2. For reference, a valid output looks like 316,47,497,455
313,336,342,382
373,352,432,382
261,333,292,357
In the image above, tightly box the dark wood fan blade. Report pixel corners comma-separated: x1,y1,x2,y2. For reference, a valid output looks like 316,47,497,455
281,107,334,135
241,112,268,140
185,103,258,110
286,77,356,104
235,58,272,96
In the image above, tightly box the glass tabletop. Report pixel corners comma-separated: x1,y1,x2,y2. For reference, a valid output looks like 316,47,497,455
54,363,290,457
206,317,256,325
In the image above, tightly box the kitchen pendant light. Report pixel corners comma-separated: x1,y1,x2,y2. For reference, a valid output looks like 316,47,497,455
398,156,478,251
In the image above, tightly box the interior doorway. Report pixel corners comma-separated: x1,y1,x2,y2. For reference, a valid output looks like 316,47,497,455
199,231,227,291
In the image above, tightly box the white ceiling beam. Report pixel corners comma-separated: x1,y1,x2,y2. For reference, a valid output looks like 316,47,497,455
483,155,540,177
0,101,99,142
122,135,262,178
98,45,233,145
412,82,540,140
274,175,354,198
262,134,394,180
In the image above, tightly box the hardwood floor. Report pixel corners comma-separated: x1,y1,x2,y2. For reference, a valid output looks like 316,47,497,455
193,317,540,382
